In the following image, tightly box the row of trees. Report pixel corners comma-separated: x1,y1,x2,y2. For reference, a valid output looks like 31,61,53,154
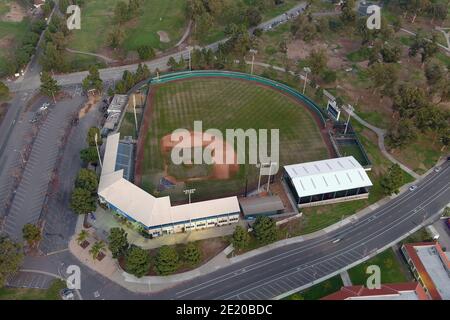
110,63,151,95
70,127,101,215
232,216,277,250
107,227,202,277
0,236,24,288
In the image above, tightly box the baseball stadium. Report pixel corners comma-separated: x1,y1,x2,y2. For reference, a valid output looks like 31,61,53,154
98,71,372,237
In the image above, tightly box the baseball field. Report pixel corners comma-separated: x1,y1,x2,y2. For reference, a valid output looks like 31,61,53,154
137,77,331,203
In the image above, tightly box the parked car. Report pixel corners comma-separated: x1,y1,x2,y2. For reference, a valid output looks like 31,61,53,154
409,185,418,191
445,218,450,231
434,167,441,173
60,288,75,300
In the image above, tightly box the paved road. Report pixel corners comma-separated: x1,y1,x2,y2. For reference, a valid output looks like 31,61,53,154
147,162,449,299
6,2,308,93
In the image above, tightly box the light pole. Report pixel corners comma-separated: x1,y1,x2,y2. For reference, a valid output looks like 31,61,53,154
184,188,196,230
187,46,193,71
249,49,258,75
184,188,196,204
94,133,103,169
344,104,354,135
302,67,311,95
266,162,277,193
133,94,138,135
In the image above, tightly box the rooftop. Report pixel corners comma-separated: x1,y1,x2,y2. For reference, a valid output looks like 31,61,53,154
284,156,373,198
403,242,450,300
239,195,285,216
321,283,428,300
107,94,128,113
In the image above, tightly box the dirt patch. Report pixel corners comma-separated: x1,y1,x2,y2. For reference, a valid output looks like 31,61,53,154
160,131,239,182
157,30,170,43
78,95,101,119
0,35,14,49
1,2,26,22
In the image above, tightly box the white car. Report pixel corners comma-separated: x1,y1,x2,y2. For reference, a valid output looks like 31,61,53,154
60,288,75,300
434,167,441,173
409,185,418,191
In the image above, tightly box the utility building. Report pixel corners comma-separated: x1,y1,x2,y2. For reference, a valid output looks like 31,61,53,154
284,156,373,208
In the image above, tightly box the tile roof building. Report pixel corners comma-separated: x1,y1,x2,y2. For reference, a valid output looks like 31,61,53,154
401,242,450,300
321,282,428,300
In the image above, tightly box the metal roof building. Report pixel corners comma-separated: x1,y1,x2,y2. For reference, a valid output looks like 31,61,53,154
284,156,373,208
98,133,241,237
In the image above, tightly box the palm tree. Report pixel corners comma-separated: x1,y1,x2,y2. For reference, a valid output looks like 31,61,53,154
76,230,89,245
89,241,106,260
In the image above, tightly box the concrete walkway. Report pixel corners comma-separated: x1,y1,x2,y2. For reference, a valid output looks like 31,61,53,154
65,48,117,63
341,105,421,180
340,270,352,286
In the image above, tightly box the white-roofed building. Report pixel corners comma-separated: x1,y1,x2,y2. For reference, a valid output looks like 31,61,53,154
98,133,241,237
284,156,373,208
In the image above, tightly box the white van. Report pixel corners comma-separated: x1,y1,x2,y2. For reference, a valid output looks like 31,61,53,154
426,225,440,241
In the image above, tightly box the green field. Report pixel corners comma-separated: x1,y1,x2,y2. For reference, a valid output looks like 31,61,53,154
0,279,66,300
285,275,343,300
69,0,187,55
0,1,30,76
138,78,329,202
348,249,408,285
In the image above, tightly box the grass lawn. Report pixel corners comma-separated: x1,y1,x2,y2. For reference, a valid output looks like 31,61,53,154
347,248,408,286
0,279,66,300
0,17,30,76
141,77,329,202
68,0,187,55
285,275,343,300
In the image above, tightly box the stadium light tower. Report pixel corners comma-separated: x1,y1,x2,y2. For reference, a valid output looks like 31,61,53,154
344,104,355,135
266,162,278,193
184,188,196,204
133,94,138,134
302,67,311,95
249,49,258,75
94,133,103,169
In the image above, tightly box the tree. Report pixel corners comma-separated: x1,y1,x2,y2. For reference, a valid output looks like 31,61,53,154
86,127,102,147
40,71,60,101
232,225,250,250
89,240,106,260
114,1,130,24
380,164,404,195
108,227,129,259
137,45,155,60
341,0,357,25
367,63,398,97
386,118,418,149
125,245,150,278
183,243,201,266
40,42,66,72
75,169,98,193
253,216,277,244
307,49,328,75
70,188,96,215
107,27,125,49
22,224,41,246
154,245,180,275
381,44,401,63
0,236,24,288
0,81,10,100
393,85,428,119
245,7,262,27
291,14,317,42
80,147,98,164
409,32,439,64
76,230,89,245
82,66,103,92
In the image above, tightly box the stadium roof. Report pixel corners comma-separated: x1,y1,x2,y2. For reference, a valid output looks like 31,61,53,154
98,133,240,229
284,156,373,198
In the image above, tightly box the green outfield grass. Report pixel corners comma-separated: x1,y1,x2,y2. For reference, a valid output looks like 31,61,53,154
68,0,186,56
139,78,330,202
